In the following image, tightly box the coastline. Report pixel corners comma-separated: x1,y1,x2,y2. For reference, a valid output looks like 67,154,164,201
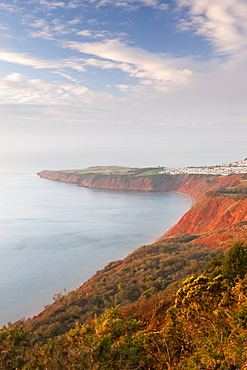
19,170,247,329
153,191,197,243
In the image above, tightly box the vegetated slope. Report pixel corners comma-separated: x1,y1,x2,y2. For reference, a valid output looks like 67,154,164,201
3,242,247,370
24,236,222,341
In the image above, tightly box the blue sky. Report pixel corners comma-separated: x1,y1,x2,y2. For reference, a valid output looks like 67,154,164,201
0,0,247,168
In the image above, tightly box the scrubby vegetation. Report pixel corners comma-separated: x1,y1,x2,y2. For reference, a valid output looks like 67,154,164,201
206,179,247,198
23,235,222,342
1,242,247,369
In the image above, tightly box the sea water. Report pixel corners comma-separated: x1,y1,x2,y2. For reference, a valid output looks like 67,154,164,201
0,162,192,326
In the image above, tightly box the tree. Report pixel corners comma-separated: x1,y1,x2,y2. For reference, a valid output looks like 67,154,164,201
222,243,247,281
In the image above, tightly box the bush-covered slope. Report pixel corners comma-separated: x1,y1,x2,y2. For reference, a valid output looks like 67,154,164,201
24,235,222,341
2,242,247,370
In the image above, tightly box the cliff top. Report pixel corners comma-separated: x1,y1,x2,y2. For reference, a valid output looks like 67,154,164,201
40,157,247,177
43,166,165,177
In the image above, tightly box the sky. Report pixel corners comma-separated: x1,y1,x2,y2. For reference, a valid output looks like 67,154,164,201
0,0,246,168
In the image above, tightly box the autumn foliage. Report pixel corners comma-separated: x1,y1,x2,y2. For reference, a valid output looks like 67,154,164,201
1,242,247,369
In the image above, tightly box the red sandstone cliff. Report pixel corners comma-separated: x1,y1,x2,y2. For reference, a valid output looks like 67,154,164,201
163,174,247,247
165,194,247,247
38,170,155,191
37,170,243,196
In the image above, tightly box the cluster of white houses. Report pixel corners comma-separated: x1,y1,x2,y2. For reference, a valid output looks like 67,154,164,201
166,159,247,175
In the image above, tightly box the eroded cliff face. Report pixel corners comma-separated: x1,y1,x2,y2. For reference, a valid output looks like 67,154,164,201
162,174,247,248
37,170,247,248
166,195,247,235
165,195,247,248
173,174,243,199
37,170,243,196
38,170,154,191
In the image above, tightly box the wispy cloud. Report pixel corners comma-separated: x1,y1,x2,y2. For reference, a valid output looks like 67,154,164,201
28,0,168,11
77,29,124,40
64,39,193,90
28,17,81,39
177,0,247,59
53,70,78,82
0,72,110,104
0,50,85,75
90,0,168,11
33,0,67,10
0,2,21,12
77,30,93,37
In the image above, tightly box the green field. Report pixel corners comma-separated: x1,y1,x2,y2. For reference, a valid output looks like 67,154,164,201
59,166,166,176
134,168,166,176
60,166,136,175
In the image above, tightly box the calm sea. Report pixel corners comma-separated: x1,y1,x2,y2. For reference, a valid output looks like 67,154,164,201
0,162,192,326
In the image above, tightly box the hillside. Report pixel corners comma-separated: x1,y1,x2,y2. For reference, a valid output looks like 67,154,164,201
1,166,247,369
3,242,247,369
23,169,247,337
